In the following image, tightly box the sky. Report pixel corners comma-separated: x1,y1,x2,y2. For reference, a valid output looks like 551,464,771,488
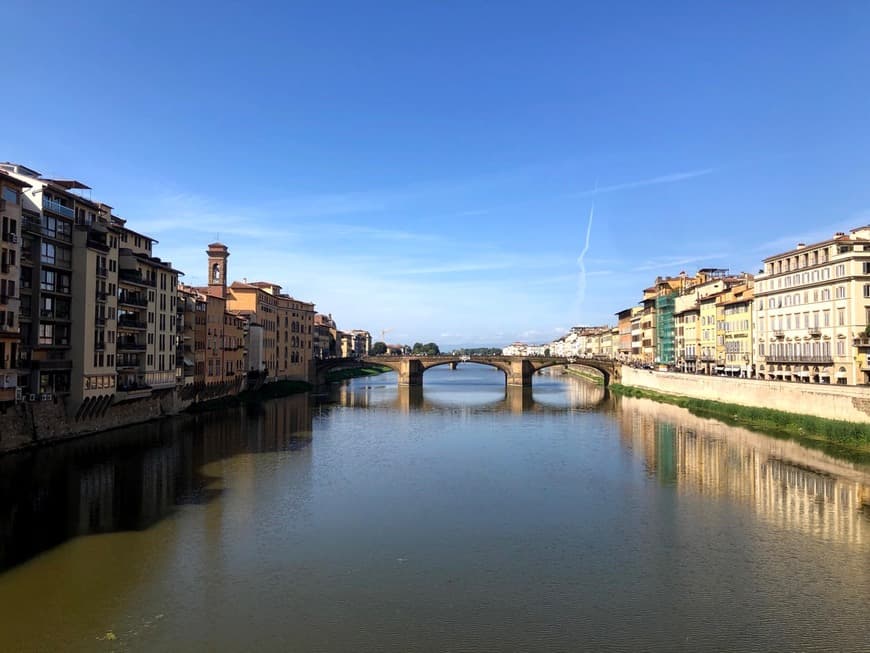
4,1,870,347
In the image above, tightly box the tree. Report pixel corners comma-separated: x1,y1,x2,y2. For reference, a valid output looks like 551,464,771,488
371,341,387,355
423,342,440,355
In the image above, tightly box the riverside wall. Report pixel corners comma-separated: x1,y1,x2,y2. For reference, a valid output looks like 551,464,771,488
620,366,870,423
0,393,192,453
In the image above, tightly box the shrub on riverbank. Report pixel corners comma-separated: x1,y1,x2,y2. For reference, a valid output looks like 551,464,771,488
611,383,870,449
325,365,392,383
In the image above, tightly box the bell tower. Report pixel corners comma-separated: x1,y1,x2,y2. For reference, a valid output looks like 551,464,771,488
207,242,229,298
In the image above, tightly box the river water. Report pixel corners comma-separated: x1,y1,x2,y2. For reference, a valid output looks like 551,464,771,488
0,365,868,652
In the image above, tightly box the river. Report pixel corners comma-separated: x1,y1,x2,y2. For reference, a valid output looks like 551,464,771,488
0,364,868,652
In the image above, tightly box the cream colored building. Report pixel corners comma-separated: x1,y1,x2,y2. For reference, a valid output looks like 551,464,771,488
754,228,870,384
0,171,29,402
0,163,182,411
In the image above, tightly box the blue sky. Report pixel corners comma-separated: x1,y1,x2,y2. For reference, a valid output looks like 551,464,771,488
4,1,870,347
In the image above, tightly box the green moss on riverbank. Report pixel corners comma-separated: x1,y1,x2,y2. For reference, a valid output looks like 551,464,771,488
611,383,870,457
325,365,392,383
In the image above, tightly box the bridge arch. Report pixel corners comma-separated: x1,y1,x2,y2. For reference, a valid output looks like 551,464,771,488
528,359,611,386
315,355,618,388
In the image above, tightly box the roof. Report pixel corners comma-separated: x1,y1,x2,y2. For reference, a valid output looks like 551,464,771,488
0,170,32,189
43,179,91,190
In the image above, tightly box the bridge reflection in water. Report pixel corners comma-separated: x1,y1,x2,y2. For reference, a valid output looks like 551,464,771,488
325,371,607,414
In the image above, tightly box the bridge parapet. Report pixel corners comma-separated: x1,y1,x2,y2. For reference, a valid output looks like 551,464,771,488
315,355,619,388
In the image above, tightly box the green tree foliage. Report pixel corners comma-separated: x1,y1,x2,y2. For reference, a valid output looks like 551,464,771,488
411,342,440,355
371,341,387,355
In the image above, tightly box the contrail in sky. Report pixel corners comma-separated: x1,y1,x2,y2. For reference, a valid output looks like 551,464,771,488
576,186,596,313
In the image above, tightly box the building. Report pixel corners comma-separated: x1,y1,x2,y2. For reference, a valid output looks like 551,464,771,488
224,253,315,383
615,308,633,361
314,313,338,359
754,228,870,385
1,163,182,410
718,280,754,377
0,172,30,402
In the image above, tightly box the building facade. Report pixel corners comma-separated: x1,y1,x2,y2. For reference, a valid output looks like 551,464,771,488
754,229,870,385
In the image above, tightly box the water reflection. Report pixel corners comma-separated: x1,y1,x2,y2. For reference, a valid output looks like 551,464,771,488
0,395,312,572
615,395,870,545
325,367,606,413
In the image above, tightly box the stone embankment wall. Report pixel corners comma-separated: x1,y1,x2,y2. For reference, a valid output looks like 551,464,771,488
621,366,870,423
0,393,192,453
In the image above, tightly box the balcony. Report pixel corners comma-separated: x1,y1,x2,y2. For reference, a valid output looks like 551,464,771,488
94,341,105,351
765,354,833,364
118,293,148,308
40,310,71,321
700,355,717,362
808,327,822,337
22,216,41,233
95,265,108,278
42,198,74,219
684,354,697,362
2,232,16,244
854,337,870,348
94,291,108,302
773,330,785,339
95,316,106,327
117,341,146,352
87,238,110,253
1,263,10,274
118,269,155,287
117,317,147,330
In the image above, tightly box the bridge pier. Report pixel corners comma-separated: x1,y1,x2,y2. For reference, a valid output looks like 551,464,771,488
507,359,534,387
398,358,425,386
449,361,458,370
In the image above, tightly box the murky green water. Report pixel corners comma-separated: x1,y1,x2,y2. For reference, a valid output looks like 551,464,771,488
1,365,868,652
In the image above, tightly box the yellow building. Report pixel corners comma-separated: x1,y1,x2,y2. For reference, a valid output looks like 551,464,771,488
717,281,754,377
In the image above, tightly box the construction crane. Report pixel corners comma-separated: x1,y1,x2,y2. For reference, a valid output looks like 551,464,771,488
380,328,393,342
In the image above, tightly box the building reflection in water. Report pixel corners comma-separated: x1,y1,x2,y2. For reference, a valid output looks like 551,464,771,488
615,395,870,546
0,394,312,572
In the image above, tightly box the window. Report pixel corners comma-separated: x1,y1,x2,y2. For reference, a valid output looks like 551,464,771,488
836,286,846,299
1,186,19,204
40,269,55,291
40,242,55,264
38,323,53,345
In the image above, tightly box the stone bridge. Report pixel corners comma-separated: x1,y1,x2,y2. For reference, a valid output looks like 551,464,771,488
314,355,620,388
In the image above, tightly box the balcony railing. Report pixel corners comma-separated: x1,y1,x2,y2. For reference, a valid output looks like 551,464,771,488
118,269,156,287
117,341,146,351
117,317,147,330
95,316,106,327
118,293,148,308
95,265,108,278
854,337,870,347
88,239,110,253
773,330,785,338
42,197,74,219
95,291,108,302
764,354,833,364
808,327,822,337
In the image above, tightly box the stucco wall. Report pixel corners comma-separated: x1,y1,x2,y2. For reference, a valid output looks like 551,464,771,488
621,366,870,423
